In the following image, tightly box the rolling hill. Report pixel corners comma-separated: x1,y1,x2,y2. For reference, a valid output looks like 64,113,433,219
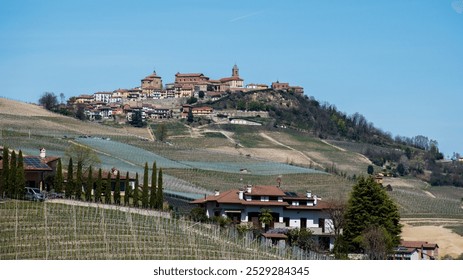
1,97,463,258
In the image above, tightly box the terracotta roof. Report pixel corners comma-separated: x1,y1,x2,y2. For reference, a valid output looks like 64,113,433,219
191,189,241,204
191,186,332,212
247,185,286,196
220,76,243,82
400,241,439,249
175,73,205,77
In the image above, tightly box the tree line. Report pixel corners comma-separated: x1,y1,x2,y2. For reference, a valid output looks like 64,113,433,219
1,147,165,209
1,147,26,199
57,158,165,209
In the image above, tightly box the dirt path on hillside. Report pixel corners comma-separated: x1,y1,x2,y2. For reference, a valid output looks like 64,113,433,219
259,132,323,168
401,219,463,258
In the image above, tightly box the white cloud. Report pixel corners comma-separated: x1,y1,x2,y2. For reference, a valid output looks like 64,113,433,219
229,11,264,22
451,0,463,14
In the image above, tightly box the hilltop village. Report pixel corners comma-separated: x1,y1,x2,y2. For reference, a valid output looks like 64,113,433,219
70,65,304,123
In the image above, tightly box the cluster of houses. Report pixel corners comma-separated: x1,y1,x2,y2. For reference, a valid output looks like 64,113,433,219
71,65,304,123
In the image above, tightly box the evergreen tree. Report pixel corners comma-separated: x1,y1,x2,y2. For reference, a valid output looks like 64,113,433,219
54,159,63,193
75,160,83,200
65,157,74,199
156,168,163,209
1,147,9,198
16,150,26,198
104,172,112,204
114,171,121,205
124,171,130,206
94,168,102,203
149,161,157,209
142,162,149,208
133,172,139,207
85,165,93,202
8,151,17,198
343,176,402,256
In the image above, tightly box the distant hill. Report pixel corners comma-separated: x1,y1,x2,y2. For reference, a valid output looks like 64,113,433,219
208,89,393,145
203,89,462,187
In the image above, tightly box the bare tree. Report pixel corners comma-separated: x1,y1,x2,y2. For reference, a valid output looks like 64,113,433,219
326,196,347,238
38,92,58,111
65,143,101,173
360,226,393,260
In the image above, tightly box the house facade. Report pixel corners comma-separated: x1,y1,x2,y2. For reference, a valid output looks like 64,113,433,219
192,185,335,250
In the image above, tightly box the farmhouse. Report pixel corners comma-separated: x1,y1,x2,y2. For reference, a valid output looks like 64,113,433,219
390,240,439,260
191,185,335,250
0,148,60,191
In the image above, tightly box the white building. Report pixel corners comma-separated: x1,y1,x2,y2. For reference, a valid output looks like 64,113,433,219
192,185,335,251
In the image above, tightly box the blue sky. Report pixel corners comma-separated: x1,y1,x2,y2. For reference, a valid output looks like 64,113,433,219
1,0,462,156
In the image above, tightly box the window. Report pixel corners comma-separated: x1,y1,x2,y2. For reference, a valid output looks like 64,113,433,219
292,201,299,206
261,196,269,202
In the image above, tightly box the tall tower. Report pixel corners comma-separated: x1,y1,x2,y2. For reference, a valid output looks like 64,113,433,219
232,64,239,77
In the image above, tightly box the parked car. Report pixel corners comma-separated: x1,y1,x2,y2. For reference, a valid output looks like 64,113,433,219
24,187,45,202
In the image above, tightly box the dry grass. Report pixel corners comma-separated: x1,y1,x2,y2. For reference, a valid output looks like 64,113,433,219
0,98,151,139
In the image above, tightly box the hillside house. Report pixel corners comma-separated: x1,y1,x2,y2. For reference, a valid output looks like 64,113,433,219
191,106,213,117
75,94,94,104
271,81,304,94
0,148,60,192
390,240,439,260
94,92,112,104
191,185,335,250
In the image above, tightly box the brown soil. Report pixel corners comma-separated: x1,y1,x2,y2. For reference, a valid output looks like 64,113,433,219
401,221,463,258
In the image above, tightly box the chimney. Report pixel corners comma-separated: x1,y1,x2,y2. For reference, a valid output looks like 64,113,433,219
306,190,312,198
246,185,252,193
314,195,318,205
214,190,220,196
238,190,244,200
39,148,46,158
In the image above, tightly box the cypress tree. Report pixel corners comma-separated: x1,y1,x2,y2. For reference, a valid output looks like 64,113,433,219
343,176,402,255
156,168,163,209
85,165,93,202
8,151,17,198
124,171,130,206
149,161,157,209
142,162,149,208
54,159,63,193
94,168,102,203
65,157,74,199
114,171,121,205
133,172,139,207
1,147,9,198
104,171,112,204
75,160,83,200
16,150,26,199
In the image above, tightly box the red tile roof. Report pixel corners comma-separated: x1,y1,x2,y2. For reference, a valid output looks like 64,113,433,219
175,73,205,77
247,185,286,196
401,241,439,249
191,185,330,210
220,76,243,82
